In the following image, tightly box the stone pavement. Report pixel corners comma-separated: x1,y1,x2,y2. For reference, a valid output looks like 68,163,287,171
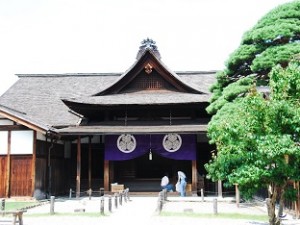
9,195,300,225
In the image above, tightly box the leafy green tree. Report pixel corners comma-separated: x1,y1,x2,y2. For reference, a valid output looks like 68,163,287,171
207,1,300,115
205,61,300,225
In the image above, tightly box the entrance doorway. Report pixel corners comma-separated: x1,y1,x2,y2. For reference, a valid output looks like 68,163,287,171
113,153,191,192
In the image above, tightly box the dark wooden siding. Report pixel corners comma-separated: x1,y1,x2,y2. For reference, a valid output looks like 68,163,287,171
0,156,7,197
35,140,70,196
35,140,47,197
51,158,69,195
35,158,47,193
10,155,32,196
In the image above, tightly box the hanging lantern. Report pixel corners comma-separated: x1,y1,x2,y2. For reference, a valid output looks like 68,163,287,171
149,149,152,160
149,134,152,160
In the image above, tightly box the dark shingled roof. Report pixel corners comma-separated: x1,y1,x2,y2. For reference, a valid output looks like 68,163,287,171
63,91,210,106
0,71,216,129
57,124,208,135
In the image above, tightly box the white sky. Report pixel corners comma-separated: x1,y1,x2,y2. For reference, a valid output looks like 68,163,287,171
0,0,292,95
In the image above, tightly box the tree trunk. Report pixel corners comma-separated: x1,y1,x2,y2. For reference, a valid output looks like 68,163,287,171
266,186,281,225
277,183,287,218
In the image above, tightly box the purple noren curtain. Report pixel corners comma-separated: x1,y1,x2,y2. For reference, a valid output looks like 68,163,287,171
105,134,196,161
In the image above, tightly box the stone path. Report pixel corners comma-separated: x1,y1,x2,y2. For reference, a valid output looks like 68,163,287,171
10,196,300,225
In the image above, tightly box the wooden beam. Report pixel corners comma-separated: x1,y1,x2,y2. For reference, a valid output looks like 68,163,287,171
5,131,11,197
0,125,28,131
0,111,47,134
104,160,109,191
88,136,92,189
31,131,37,197
192,160,197,192
76,136,81,198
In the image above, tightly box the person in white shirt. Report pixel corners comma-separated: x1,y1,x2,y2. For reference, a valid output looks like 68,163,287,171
161,173,174,192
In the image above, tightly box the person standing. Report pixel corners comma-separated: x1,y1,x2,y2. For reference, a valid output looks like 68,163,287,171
177,171,187,197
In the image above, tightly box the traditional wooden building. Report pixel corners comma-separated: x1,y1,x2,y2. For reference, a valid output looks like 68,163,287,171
0,39,216,198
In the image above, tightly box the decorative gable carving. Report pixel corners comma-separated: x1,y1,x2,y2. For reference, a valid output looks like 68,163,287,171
93,39,203,96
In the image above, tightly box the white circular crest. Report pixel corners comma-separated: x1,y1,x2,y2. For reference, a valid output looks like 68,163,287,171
163,133,182,152
117,134,136,153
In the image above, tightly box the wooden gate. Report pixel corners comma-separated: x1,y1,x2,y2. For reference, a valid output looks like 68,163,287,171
10,156,32,196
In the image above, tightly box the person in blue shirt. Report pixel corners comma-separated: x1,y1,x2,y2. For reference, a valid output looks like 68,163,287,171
177,171,187,197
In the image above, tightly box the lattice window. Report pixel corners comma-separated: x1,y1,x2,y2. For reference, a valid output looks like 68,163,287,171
121,70,175,93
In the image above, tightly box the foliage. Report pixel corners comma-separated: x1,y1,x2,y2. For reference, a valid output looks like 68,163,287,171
270,60,300,100
205,61,300,224
284,186,298,202
205,2,300,224
208,1,300,115
206,76,255,114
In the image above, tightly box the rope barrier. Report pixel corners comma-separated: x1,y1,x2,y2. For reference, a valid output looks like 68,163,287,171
46,188,131,215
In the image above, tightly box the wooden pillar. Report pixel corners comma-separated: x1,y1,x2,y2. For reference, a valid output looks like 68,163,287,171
192,160,197,192
76,136,81,198
5,131,11,198
88,136,92,189
31,131,37,196
104,160,109,191
109,162,114,186
47,138,53,197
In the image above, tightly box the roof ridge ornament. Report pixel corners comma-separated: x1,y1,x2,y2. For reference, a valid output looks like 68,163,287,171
136,38,161,60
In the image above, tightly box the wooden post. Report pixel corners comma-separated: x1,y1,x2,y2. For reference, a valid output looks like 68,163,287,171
5,131,11,198
100,187,104,196
88,136,92,189
31,131,37,196
114,193,118,209
108,195,112,212
48,138,54,197
88,188,92,200
213,198,218,214
192,160,197,193
124,190,127,203
119,191,123,206
69,188,72,199
100,196,104,215
50,196,55,214
104,160,109,191
201,188,204,202
126,189,129,201
1,199,5,211
76,136,81,198
157,191,163,213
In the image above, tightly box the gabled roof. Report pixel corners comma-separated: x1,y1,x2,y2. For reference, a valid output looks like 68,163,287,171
62,47,212,116
0,39,217,132
0,72,215,129
94,49,203,95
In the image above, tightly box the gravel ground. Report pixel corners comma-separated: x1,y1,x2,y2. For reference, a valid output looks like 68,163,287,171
5,196,300,225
